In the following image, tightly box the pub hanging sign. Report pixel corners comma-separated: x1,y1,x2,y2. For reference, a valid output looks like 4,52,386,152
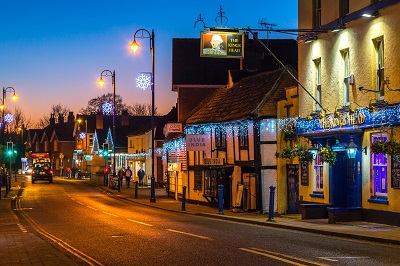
200,31,244,59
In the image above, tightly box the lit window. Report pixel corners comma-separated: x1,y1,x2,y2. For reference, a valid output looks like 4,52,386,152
314,154,324,190
341,49,350,106
374,38,384,100
314,59,322,111
371,134,388,196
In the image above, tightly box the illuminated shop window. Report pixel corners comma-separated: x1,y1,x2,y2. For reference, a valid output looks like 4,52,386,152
371,134,388,197
314,154,324,190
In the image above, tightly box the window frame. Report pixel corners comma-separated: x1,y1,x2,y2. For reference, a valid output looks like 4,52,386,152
374,38,384,100
314,154,324,191
341,49,350,107
314,58,322,111
371,134,388,197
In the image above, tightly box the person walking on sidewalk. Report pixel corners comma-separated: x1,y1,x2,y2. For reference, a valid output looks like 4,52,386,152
117,168,124,188
137,168,145,187
124,167,132,188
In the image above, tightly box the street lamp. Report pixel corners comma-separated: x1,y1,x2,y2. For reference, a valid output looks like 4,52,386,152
2,87,18,143
130,28,156,203
98,70,116,176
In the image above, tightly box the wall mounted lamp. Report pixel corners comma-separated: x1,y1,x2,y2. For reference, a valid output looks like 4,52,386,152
308,145,319,160
362,11,380,18
346,137,358,159
332,25,346,33
305,36,317,43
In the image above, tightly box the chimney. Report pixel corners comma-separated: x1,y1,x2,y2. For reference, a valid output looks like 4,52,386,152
96,112,103,129
122,110,129,126
67,112,74,123
50,114,55,126
58,114,64,124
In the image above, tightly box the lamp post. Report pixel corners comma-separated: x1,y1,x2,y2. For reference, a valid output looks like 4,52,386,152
98,70,116,176
2,87,18,143
130,28,156,203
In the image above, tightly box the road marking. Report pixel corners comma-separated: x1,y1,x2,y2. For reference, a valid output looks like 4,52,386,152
166,229,213,241
16,200,104,266
102,211,119,217
318,256,370,262
127,219,153,227
240,247,328,266
87,206,98,211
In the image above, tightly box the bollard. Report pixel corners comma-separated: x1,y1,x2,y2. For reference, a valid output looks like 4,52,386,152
268,186,276,221
134,181,138,199
182,186,187,211
218,184,224,214
5,176,9,195
118,176,121,192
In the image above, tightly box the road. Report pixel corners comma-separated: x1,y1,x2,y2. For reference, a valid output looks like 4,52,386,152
15,177,400,265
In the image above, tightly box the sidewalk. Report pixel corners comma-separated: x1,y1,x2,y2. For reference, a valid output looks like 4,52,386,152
95,180,400,246
0,175,77,265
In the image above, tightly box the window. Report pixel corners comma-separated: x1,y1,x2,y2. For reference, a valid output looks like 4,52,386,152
194,170,202,190
371,134,388,197
341,49,350,106
215,127,226,148
313,0,321,28
314,154,324,191
314,59,322,111
374,38,384,100
204,169,218,196
238,127,248,147
339,0,349,17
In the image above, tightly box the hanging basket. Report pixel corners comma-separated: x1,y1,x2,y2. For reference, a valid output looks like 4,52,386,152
279,147,296,159
318,144,336,165
296,145,314,163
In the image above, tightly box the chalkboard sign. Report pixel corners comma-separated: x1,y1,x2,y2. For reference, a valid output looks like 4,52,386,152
300,161,309,186
286,164,299,214
392,154,400,188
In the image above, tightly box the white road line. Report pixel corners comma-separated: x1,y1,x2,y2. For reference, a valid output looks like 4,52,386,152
127,219,153,227
166,229,213,241
102,211,119,217
241,247,329,266
318,256,370,262
86,206,98,211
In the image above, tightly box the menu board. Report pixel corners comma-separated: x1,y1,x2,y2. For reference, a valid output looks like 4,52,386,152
300,161,309,186
392,154,400,188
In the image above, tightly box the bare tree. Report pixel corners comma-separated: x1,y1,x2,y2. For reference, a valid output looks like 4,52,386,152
128,103,159,116
9,107,32,133
79,93,127,115
35,104,71,128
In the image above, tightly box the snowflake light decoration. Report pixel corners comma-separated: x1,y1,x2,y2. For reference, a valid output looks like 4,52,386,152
4,113,14,123
79,132,86,139
102,102,113,114
136,73,151,90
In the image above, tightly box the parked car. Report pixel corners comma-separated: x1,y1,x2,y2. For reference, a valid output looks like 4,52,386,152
31,162,53,183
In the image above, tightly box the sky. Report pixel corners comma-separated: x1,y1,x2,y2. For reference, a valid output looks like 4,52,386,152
0,1,298,125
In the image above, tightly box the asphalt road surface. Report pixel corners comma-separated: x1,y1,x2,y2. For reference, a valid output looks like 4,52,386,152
15,177,400,265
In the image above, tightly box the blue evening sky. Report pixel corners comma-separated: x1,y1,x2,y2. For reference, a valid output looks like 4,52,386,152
0,1,297,124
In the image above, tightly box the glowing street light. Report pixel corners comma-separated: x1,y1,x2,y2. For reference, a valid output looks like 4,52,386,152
97,70,116,176
2,87,18,143
130,28,156,203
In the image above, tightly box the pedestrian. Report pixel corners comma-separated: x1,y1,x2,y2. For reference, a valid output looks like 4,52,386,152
137,168,145,187
125,167,132,188
118,168,124,188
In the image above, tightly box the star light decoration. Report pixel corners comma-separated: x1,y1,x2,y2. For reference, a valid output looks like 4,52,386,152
102,102,113,114
4,113,14,123
136,74,151,90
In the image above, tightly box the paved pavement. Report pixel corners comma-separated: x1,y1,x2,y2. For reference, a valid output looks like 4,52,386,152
2,175,400,265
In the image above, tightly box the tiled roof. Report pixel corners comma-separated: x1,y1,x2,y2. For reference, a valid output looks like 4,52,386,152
185,66,298,124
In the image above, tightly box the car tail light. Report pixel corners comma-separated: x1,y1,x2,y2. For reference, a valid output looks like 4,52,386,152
49,170,53,175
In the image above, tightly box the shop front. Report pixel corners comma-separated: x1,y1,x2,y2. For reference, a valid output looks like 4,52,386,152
297,104,400,225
